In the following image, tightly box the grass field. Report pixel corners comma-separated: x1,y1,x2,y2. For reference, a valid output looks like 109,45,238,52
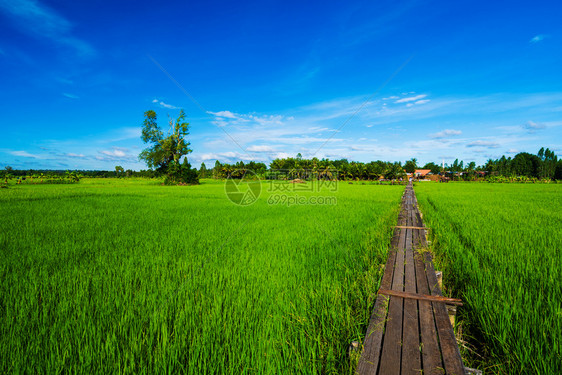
415,182,562,374
0,178,404,373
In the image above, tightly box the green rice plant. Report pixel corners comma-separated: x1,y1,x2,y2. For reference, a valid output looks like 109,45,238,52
415,182,562,374
0,178,403,373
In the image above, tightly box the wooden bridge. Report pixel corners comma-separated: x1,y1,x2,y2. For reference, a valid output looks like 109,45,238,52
357,184,465,375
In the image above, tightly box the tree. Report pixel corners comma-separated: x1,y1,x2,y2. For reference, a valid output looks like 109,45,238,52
213,160,223,179
512,152,541,177
538,147,558,179
139,109,197,184
404,158,417,173
199,162,208,178
555,160,562,180
139,110,192,171
115,165,124,177
180,158,199,184
423,162,441,175
385,162,406,180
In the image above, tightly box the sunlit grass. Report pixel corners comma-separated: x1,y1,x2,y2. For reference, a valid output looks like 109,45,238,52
415,182,562,374
0,178,403,373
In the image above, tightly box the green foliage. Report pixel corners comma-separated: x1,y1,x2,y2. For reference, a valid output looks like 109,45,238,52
416,183,562,374
164,158,199,185
0,179,403,373
139,110,195,184
403,158,417,173
423,162,442,174
384,162,406,180
198,162,209,178
483,147,559,180
115,165,124,177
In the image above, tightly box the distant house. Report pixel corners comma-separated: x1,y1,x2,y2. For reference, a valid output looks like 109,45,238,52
414,169,431,178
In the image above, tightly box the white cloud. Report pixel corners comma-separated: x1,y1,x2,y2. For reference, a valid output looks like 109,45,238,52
383,96,399,100
395,94,427,103
207,110,238,119
247,145,274,152
0,0,95,56
415,99,430,105
99,148,130,159
530,35,547,43
102,149,125,157
430,129,462,139
62,92,78,99
152,99,178,109
273,152,291,159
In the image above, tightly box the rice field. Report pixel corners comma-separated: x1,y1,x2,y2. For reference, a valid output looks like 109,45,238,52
0,178,404,374
415,182,562,375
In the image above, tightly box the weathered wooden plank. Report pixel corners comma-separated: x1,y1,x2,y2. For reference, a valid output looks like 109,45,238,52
425,252,465,375
356,198,406,374
359,183,465,375
412,191,464,374
378,288,462,305
413,227,444,375
394,225,430,230
377,221,407,375
401,216,421,375
356,248,398,372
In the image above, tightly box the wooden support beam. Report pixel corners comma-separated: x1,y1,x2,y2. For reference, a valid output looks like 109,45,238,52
378,289,463,306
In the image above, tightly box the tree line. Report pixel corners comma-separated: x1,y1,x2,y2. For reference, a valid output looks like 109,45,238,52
3,147,561,182
202,148,561,181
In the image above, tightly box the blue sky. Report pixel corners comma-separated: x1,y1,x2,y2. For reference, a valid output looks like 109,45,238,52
0,0,561,170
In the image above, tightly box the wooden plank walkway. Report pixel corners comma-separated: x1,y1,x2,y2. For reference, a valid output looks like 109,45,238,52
357,183,465,375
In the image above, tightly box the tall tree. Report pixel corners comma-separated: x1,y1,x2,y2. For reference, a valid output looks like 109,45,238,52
139,110,192,172
139,110,196,183
199,162,208,178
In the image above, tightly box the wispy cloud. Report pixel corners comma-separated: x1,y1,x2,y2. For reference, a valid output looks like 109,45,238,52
66,153,86,158
62,92,78,99
430,129,462,139
530,34,547,44
466,140,500,148
395,94,427,103
0,0,95,56
152,99,179,109
9,150,40,158
523,120,545,132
